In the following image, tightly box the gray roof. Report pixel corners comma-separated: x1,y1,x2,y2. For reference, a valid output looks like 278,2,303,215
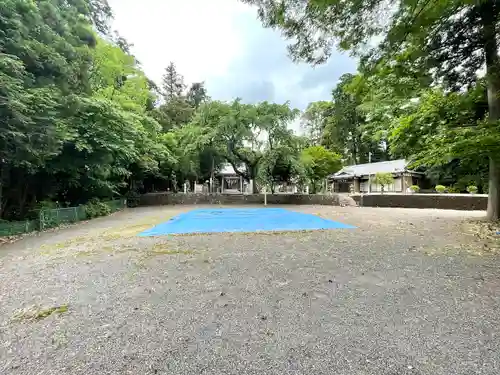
330,159,410,179
217,163,245,176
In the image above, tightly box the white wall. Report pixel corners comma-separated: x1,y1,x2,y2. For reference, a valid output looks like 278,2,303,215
361,177,403,193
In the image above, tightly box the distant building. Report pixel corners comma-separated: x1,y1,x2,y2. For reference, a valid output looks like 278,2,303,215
216,164,247,193
328,159,423,193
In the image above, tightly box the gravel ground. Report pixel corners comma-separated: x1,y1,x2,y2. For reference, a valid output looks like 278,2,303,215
0,205,499,375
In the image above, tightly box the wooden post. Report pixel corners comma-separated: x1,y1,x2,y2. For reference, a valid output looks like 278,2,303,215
263,186,267,206
39,210,44,231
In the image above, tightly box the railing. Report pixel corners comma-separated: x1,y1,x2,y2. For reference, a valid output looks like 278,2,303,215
0,199,127,237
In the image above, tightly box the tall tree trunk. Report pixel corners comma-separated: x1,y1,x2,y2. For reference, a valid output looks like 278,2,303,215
0,160,8,219
0,165,3,219
481,3,500,220
250,164,259,194
210,156,215,194
488,156,500,220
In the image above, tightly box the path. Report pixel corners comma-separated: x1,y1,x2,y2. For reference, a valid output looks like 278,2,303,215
0,206,498,375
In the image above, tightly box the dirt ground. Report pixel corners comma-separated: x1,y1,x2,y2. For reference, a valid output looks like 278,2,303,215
0,205,499,375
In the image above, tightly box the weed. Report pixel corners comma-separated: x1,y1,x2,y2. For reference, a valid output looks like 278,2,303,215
13,304,69,322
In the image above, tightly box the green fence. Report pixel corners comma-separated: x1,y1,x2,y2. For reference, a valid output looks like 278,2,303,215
106,199,127,213
39,205,88,230
0,199,127,237
0,220,38,236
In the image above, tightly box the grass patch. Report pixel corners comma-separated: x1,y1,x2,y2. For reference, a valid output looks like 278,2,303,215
73,250,96,258
136,244,196,265
98,215,175,240
41,236,89,249
39,236,90,255
13,304,69,322
147,249,195,256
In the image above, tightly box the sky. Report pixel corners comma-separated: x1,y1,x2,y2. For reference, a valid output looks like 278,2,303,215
107,0,356,124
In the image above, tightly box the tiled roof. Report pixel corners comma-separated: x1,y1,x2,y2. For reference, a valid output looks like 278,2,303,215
330,159,409,179
218,163,245,176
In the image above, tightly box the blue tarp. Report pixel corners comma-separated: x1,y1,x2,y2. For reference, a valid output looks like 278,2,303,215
138,208,356,236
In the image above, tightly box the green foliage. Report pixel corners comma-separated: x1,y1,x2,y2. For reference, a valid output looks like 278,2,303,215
187,82,208,108
0,1,181,219
189,99,300,192
410,185,420,193
162,62,185,102
84,198,111,219
435,185,447,194
301,146,342,193
244,0,500,219
301,101,333,146
467,185,478,194
373,173,393,193
447,186,461,194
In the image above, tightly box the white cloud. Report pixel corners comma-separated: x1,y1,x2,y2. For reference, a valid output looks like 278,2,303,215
107,0,357,131
108,0,250,85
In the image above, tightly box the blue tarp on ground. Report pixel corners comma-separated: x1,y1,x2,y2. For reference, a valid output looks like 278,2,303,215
138,208,356,236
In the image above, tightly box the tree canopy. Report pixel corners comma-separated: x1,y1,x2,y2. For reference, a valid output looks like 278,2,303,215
243,0,500,220
0,0,321,220
5,0,500,222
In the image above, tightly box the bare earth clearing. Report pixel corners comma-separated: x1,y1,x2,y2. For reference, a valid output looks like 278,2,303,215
0,205,499,375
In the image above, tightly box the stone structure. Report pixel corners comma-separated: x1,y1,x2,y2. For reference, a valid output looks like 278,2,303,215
138,193,354,207
352,193,487,211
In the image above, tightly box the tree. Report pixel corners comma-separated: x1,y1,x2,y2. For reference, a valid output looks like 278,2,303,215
300,146,342,193
155,63,194,130
301,101,333,146
326,74,371,163
373,172,394,194
155,97,194,130
187,82,208,108
259,133,304,193
0,0,104,217
189,100,300,193
0,0,180,219
242,0,500,220
161,62,185,102
312,74,387,164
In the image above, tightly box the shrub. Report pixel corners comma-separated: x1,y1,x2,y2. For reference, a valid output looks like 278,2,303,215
84,198,111,219
447,186,461,193
35,200,61,209
435,185,447,193
410,185,420,193
466,185,478,194
126,190,141,208
373,172,394,193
